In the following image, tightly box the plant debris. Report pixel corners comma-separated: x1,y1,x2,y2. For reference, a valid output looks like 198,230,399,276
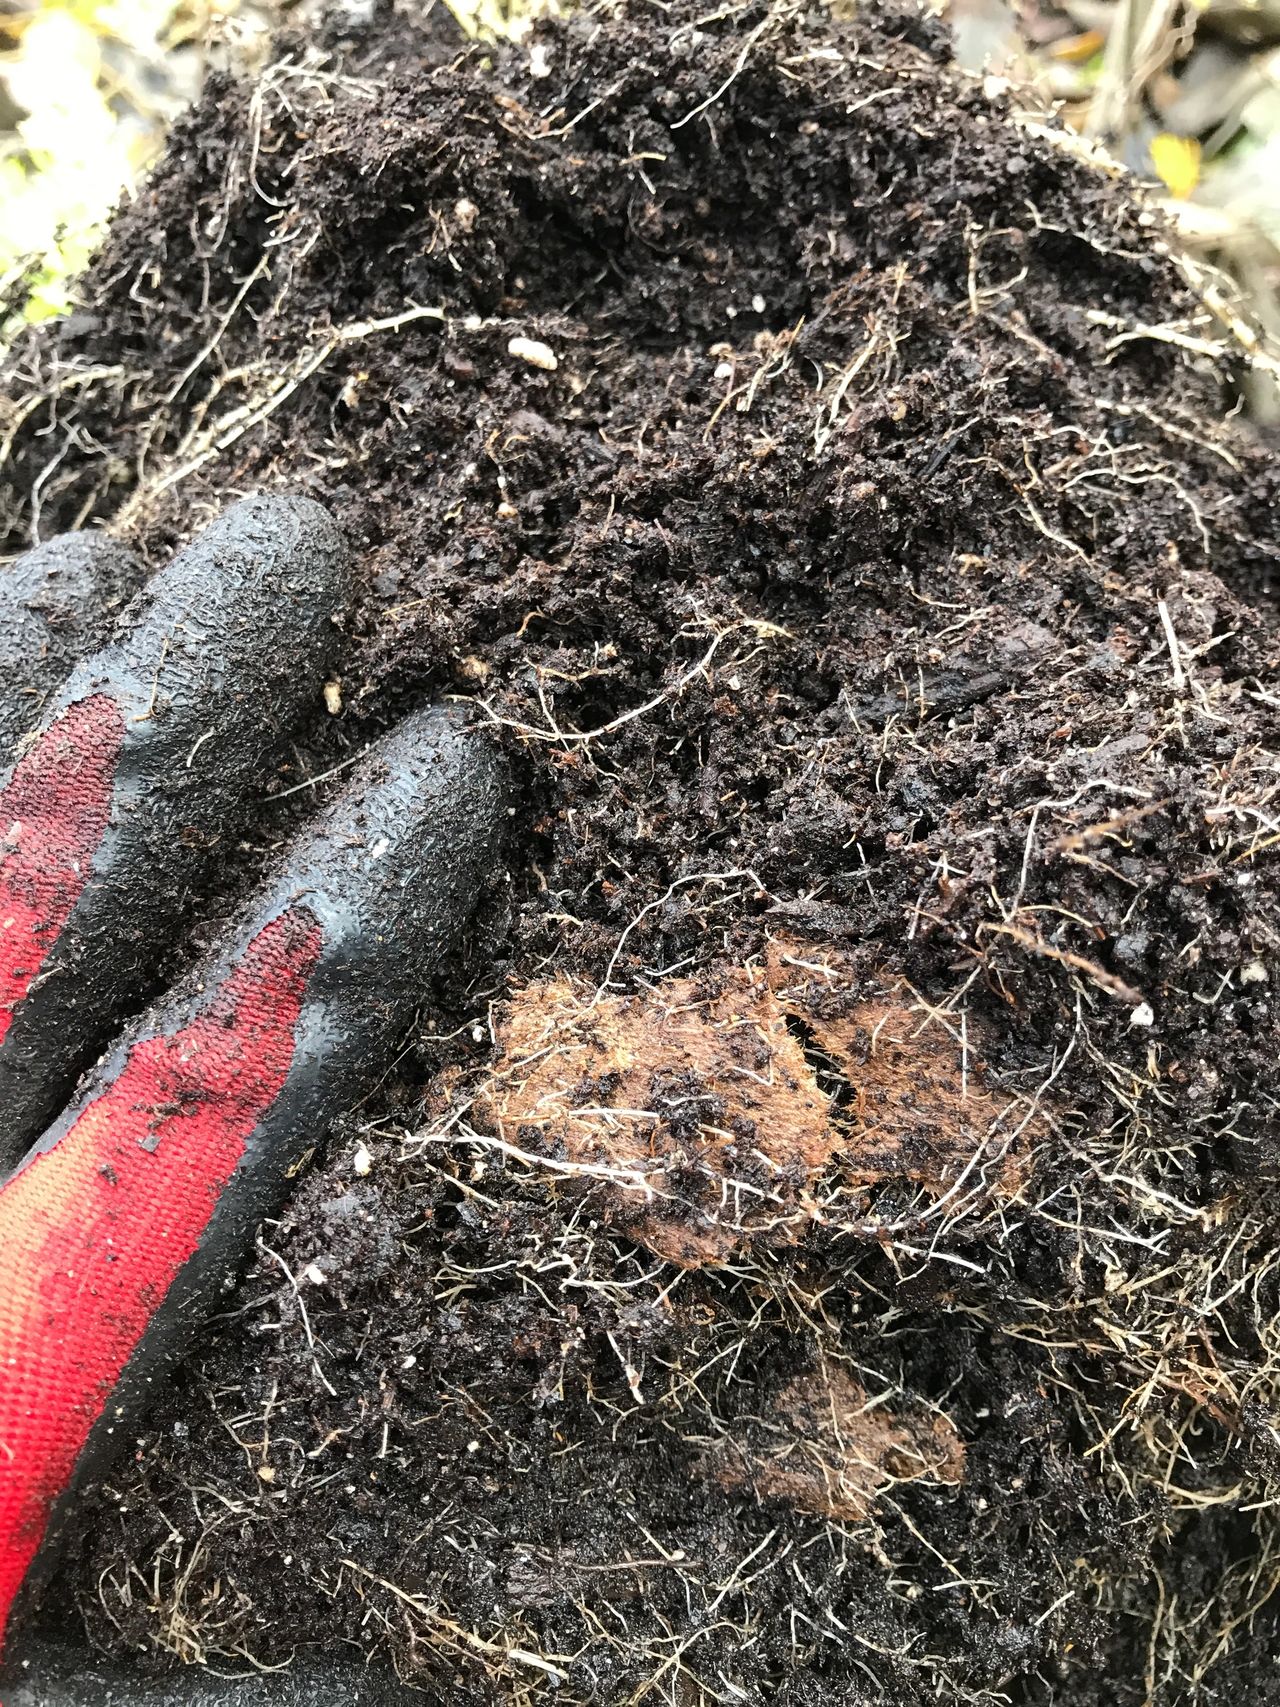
473,944,1030,1268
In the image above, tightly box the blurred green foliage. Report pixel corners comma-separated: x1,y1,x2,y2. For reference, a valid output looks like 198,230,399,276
0,0,203,327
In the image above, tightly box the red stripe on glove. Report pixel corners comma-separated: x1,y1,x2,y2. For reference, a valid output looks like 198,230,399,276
0,698,123,1048
0,907,322,1648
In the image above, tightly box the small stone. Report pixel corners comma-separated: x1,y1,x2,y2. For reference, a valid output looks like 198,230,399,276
1129,1001,1154,1028
353,1141,373,1176
1242,959,1268,985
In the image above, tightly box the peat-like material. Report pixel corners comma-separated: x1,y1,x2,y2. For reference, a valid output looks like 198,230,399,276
4,1,1280,1701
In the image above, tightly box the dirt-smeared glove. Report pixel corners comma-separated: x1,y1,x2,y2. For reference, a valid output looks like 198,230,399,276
0,501,506,1699
0,707,503,1665
7,1639,404,1706
0,534,142,760
0,496,351,1155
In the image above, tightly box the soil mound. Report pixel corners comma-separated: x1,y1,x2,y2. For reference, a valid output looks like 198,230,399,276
4,0,1280,1700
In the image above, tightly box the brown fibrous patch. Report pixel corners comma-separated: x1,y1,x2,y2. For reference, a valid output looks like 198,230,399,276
475,942,1038,1266
766,938,1034,1203
474,967,833,1265
699,1363,966,1522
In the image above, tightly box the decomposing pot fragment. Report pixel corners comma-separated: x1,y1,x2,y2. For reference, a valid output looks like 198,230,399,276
698,1362,966,1523
476,939,1038,1266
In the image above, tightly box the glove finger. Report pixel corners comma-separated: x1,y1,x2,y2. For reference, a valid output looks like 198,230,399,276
0,495,351,1160
7,1639,403,1705
0,707,504,1661
0,534,143,766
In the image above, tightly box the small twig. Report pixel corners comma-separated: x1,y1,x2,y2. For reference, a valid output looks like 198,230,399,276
268,750,365,800
670,13,772,130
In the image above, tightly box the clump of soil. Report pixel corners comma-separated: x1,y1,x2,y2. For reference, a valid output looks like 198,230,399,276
5,0,1280,1701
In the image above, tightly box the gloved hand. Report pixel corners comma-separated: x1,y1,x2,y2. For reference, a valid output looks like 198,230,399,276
0,498,505,1702
6,1640,403,1705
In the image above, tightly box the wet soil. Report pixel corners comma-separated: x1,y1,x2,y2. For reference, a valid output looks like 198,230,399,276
4,0,1280,1700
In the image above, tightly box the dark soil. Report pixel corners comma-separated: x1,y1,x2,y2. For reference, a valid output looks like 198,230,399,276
4,0,1280,1700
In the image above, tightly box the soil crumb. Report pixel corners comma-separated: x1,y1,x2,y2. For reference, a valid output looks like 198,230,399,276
3,0,1280,1701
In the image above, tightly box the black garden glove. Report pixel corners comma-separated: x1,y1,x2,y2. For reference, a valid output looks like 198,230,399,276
0,497,504,1703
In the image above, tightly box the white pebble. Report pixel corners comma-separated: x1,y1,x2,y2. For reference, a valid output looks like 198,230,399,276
1128,1001,1154,1028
